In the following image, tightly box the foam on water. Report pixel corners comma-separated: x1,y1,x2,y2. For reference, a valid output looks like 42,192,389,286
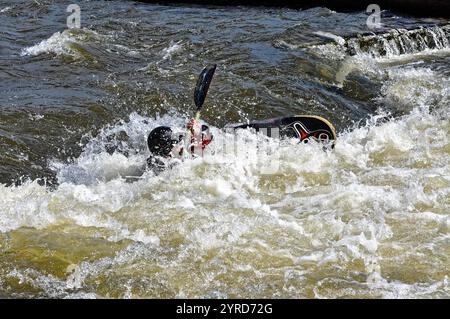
0,7,11,13
313,31,346,46
1,82,448,297
162,41,183,61
21,31,73,57
346,25,450,58
20,28,103,61
310,24,450,91
3,21,450,298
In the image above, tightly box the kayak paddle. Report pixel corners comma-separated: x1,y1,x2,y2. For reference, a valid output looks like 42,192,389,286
184,64,216,158
193,64,216,120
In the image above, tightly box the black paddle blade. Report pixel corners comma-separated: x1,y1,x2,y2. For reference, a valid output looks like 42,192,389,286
194,64,216,111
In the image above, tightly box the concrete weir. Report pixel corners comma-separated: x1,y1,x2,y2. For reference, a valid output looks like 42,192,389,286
138,1,450,18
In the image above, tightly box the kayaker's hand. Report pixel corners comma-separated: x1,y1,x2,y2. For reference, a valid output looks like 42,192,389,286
186,119,213,156
187,118,201,135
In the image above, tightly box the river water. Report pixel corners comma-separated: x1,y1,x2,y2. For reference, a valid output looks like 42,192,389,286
0,1,449,298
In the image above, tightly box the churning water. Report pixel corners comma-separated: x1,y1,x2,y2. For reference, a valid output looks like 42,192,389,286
0,1,449,298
